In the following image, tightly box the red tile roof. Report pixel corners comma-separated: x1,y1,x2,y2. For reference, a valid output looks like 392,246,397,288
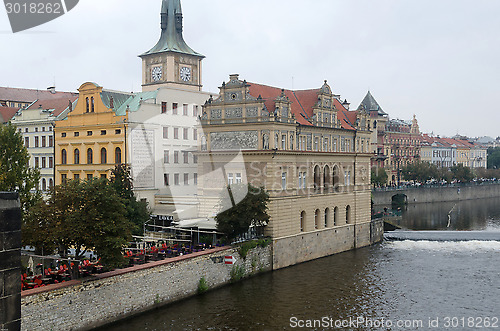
0,86,78,103
0,106,19,123
247,82,356,130
26,97,78,117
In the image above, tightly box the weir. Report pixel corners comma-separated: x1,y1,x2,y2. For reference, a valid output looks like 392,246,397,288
384,230,500,242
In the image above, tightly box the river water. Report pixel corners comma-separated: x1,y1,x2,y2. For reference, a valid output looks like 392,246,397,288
103,198,500,330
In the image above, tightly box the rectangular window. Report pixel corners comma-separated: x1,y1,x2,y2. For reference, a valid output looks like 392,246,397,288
235,173,242,184
163,127,168,139
87,174,93,180
161,102,167,114
42,157,46,168
100,174,107,179
193,128,198,140
49,127,52,132
87,131,93,136
101,130,106,135
299,172,303,189
183,151,189,164
173,103,178,115
184,173,189,185
74,174,80,180
49,157,53,168
193,105,198,117
61,132,66,138
61,174,67,183
25,128,28,133
174,151,179,163
34,157,39,168
193,154,198,164
115,129,121,135
42,136,46,147
174,128,179,139
163,150,169,164
281,172,287,190
42,127,45,132
228,173,234,185
49,136,53,147
174,173,180,185
24,137,29,148
35,136,39,148
194,173,198,185
35,127,38,132
281,135,286,150
183,104,188,116
183,128,188,140
164,174,169,186
74,132,79,137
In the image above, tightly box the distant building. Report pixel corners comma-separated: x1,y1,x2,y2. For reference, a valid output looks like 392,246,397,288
0,106,19,124
0,86,77,109
11,97,77,191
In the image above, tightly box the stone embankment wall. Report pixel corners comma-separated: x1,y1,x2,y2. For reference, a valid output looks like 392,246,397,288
372,183,500,206
0,192,21,331
21,245,272,331
273,220,383,270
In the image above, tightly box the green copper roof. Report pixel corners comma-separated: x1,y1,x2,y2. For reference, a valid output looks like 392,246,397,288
100,90,134,114
115,90,158,116
140,0,204,58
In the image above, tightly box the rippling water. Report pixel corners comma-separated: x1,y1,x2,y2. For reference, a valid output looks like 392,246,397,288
102,198,500,331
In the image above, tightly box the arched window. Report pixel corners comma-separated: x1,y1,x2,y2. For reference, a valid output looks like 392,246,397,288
324,165,331,192
300,211,306,232
314,209,320,229
49,178,53,188
346,205,351,224
42,178,46,191
313,165,321,193
86,97,89,113
74,149,80,164
324,208,330,227
101,148,107,164
87,148,93,164
115,147,122,164
333,207,338,226
61,149,67,165
91,97,95,112
333,165,341,192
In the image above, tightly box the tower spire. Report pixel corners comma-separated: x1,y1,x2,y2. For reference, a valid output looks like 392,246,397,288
141,0,204,58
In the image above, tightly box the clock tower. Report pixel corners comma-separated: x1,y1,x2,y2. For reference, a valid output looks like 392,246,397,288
140,0,205,92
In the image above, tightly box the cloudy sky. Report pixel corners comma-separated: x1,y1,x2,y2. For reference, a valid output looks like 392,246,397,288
1,0,499,138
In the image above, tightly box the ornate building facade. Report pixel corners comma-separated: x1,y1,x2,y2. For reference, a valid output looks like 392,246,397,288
198,75,378,269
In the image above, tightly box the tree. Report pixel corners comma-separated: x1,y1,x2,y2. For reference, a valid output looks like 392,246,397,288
0,122,40,216
110,164,150,236
450,164,474,182
487,147,500,169
23,178,133,268
215,184,270,241
371,167,388,186
401,161,438,183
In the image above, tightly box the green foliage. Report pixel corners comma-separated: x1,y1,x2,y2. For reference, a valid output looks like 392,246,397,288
110,164,150,236
215,184,270,241
401,161,438,183
450,164,474,182
487,147,500,169
23,178,133,269
238,238,270,259
475,168,500,179
230,265,245,282
371,167,388,186
0,122,41,217
197,277,209,294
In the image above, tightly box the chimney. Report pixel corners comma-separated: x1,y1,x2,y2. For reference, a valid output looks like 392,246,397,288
47,86,56,94
342,99,350,110
229,74,239,81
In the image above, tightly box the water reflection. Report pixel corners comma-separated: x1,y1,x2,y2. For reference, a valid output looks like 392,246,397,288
375,197,500,231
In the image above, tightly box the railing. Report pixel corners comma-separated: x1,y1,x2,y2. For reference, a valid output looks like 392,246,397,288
373,179,499,192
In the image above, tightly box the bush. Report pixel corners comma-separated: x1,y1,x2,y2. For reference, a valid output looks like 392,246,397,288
197,276,209,294
230,265,245,282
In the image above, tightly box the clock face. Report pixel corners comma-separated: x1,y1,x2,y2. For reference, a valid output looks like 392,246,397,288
180,66,191,82
151,66,162,82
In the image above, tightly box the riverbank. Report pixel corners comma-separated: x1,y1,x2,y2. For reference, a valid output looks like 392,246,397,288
372,182,500,206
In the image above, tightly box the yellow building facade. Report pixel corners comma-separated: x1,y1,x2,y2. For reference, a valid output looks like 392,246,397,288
54,82,132,184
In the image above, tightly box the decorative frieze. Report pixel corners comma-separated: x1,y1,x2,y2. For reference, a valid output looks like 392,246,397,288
210,131,258,150
210,109,222,119
225,108,243,119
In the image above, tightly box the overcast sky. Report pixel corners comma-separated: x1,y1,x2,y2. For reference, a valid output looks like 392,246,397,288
1,0,499,138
